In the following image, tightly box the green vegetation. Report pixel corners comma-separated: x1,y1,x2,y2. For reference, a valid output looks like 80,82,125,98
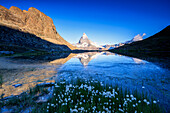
0,78,163,113
39,79,162,113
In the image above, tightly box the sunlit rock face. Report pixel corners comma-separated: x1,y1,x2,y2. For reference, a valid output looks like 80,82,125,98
75,33,104,50
0,5,75,50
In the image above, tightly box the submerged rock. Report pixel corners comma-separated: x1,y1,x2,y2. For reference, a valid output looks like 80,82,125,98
36,86,54,103
36,82,55,87
12,84,22,88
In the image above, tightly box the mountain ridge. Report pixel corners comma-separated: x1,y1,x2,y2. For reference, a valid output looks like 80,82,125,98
0,5,75,50
109,25,170,68
109,25,170,58
103,33,146,50
114,25,170,51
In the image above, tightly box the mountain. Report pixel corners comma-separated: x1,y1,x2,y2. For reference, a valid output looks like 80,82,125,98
75,33,104,50
125,33,146,44
103,33,146,50
110,25,170,64
109,26,170,69
103,43,124,50
0,25,70,53
0,5,75,52
113,26,170,52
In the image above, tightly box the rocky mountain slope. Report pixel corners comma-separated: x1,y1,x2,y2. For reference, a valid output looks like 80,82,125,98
0,25,70,52
0,5,75,52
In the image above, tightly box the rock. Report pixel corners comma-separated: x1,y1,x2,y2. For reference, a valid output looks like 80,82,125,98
12,84,22,88
0,5,75,50
36,86,54,103
35,95,49,103
36,82,55,87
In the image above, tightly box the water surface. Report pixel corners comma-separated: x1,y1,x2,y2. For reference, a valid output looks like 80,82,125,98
0,52,169,110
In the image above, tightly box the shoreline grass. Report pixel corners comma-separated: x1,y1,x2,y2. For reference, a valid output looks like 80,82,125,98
0,78,163,113
35,78,162,113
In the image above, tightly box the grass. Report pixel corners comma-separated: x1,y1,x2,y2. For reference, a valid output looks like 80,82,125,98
35,78,162,113
0,78,163,113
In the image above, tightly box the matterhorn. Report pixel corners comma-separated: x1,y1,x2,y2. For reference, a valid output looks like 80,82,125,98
75,33,103,50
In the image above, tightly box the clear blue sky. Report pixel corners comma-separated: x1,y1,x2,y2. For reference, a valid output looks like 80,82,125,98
1,0,170,45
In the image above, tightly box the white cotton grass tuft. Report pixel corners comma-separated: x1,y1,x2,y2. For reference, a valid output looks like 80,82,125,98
43,78,160,113
144,99,147,102
153,100,157,104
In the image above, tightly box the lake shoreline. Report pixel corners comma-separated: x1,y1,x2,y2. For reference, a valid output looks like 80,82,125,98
109,49,170,69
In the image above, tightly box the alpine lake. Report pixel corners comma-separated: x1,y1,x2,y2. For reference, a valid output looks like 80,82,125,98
0,51,169,112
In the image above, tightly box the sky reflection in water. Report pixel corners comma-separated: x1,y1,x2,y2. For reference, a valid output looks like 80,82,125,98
0,52,169,110
56,52,170,110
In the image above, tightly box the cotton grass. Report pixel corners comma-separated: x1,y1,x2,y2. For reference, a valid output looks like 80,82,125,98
43,78,161,113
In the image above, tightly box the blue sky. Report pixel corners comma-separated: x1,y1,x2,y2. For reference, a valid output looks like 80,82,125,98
1,0,170,45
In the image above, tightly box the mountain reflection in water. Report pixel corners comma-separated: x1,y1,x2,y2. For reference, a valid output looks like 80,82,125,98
74,52,104,66
0,52,142,97
132,58,145,64
0,52,169,111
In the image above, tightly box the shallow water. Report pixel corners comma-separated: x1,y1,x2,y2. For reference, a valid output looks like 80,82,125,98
56,52,170,110
0,52,169,110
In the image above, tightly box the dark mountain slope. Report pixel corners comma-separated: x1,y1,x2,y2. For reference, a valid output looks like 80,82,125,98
109,26,170,68
113,25,170,52
0,25,71,53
